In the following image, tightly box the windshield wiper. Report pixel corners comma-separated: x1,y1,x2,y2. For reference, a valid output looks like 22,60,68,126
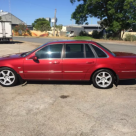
21,52,29,57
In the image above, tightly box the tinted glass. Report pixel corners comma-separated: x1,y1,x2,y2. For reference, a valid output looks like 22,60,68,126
36,44,63,59
92,45,107,58
96,42,116,56
85,44,95,58
65,44,84,58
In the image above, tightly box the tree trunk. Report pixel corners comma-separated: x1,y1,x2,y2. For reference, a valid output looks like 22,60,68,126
119,31,122,40
117,30,122,40
121,29,125,40
113,30,122,40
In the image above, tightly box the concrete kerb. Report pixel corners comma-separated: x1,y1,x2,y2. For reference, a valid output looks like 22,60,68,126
93,40,136,46
13,36,71,40
14,40,41,47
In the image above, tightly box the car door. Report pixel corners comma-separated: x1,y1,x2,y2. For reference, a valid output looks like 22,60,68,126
23,44,63,80
62,43,96,80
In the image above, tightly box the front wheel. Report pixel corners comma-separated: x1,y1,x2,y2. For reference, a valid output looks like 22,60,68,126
92,69,114,89
0,68,18,87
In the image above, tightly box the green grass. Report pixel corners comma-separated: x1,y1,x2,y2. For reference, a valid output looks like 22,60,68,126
73,36,94,40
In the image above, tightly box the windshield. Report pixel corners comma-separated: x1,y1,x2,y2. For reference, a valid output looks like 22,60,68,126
21,43,47,57
96,42,116,57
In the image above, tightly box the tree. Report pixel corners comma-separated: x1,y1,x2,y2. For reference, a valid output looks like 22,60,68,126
70,0,136,38
0,16,2,20
32,18,51,32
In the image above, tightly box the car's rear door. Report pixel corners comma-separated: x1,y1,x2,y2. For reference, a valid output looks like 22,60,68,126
24,44,63,80
62,43,96,80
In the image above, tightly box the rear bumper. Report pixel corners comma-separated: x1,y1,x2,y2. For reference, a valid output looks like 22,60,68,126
117,70,136,80
0,38,12,42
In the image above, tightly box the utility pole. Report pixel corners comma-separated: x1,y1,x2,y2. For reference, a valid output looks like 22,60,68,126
53,9,57,37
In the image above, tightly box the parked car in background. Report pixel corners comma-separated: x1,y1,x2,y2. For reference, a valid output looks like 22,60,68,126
69,31,75,37
0,40,136,89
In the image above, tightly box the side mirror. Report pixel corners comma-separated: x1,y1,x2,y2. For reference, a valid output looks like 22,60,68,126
33,56,38,61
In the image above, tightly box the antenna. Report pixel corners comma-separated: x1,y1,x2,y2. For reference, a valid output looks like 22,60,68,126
9,0,12,22
9,0,13,43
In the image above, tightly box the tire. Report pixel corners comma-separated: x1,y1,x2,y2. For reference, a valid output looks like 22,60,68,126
92,69,114,89
0,67,18,87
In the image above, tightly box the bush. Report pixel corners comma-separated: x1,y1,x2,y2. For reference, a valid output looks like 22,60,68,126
125,34,136,41
103,34,107,39
92,30,99,38
107,32,113,38
79,31,88,36
108,37,120,40
98,30,103,38
13,26,19,32
26,28,32,36
13,23,31,36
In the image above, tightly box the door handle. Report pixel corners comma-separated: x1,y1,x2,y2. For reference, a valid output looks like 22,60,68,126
53,61,60,64
86,61,94,64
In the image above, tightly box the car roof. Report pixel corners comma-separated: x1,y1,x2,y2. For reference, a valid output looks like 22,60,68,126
46,40,97,45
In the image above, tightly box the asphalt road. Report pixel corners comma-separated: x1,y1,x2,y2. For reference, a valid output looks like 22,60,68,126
13,37,136,54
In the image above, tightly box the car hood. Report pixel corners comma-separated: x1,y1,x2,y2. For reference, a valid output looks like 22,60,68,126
113,52,136,58
0,52,23,60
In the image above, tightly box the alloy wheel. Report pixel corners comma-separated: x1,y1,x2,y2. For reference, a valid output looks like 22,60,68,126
0,70,15,86
95,72,112,88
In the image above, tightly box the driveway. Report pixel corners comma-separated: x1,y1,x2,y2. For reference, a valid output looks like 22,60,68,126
0,42,136,136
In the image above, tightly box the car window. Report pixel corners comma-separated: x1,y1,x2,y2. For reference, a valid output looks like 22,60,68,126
96,42,116,56
65,44,84,58
35,44,63,59
85,44,95,58
92,45,107,58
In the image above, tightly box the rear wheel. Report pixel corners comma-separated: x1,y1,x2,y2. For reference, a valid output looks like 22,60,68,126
92,69,114,89
0,67,18,87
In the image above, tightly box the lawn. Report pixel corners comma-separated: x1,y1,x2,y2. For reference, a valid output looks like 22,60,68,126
73,36,94,40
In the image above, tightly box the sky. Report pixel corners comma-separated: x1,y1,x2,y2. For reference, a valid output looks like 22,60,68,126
0,0,99,26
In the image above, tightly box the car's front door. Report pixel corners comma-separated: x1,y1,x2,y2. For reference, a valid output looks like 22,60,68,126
23,44,63,80
62,44,96,80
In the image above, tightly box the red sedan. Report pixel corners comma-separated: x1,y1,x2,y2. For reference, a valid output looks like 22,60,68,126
0,40,136,89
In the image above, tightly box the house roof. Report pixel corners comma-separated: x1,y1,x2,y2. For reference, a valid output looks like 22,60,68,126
0,11,24,24
0,11,8,16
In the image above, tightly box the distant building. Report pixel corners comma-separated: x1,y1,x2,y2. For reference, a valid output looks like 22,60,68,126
62,25,101,36
0,10,33,30
27,25,33,30
51,18,57,27
83,25,101,33
0,10,24,28
62,24,101,34
45,18,51,23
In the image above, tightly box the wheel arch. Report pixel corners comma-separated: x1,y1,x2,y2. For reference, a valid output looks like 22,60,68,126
0,66,17,73
90,68,117,81
0,66,24,84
